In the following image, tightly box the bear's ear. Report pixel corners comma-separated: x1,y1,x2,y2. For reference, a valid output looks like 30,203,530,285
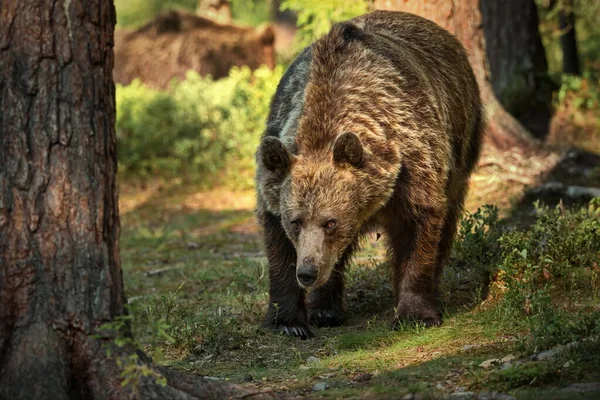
333,132,363,168
259,136,294,173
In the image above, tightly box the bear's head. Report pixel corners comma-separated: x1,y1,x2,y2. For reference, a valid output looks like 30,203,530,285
258,132,367,288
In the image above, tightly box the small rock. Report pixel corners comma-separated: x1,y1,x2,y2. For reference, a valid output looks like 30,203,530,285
312,381,329,391
243,374,253,382
450,392,475,399
306,356,320,364
319,372,336,379
500,354,516,363
530,341,580,361
460,344,481,352
531,347,560,361
563,360,573,368
479,359,500,368
353,373,373,383
560,383,600,393
402,394,424,400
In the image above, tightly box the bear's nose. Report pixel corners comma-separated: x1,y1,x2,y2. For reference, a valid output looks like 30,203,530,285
297,258,317,286
297,268,317,286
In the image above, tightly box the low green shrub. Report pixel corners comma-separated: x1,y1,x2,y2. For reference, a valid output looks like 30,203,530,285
116,65,283,187
443,199,600,352
441,205,504,309
496,199,600,351
556,74,600,112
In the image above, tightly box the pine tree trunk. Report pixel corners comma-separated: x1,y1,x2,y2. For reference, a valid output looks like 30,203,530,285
0,1,264,399
558,0,580,75
373,0,540,150
481,0,554,139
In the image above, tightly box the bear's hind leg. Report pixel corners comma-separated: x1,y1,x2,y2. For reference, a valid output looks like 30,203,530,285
260,210,313,339
386,209,445,328
307,244,355,327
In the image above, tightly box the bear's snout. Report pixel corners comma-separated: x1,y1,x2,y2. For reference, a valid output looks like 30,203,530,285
297,257,318,286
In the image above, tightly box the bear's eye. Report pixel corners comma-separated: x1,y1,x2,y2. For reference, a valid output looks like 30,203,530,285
325,220,337,230
290,220,301,232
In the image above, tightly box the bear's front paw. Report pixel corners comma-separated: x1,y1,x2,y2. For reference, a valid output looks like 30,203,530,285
308,307,345,328
393,292,442,329
261,320,314,339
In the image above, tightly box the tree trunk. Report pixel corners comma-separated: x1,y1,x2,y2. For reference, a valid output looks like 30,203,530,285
558,0,580,75
373,0,539,150
0,1,264,399
481,0,554,139
272,0,297,25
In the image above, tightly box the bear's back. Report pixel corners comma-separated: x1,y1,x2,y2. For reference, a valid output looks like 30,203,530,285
263,11,481,172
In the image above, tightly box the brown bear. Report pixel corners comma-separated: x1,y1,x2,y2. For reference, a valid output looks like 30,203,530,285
255,10,484,339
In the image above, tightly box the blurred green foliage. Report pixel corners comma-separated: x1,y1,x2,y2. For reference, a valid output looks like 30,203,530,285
536,0,600,78
557,74,600,111
115,0,273,28
230,0,273,27
116,66,283,187
115,0,196,28
280,0,369,49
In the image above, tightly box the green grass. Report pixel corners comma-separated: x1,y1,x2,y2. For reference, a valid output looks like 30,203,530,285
117,183,600,398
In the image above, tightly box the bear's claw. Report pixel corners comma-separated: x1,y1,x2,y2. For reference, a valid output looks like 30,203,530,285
308,309,345,328
262,323,314,339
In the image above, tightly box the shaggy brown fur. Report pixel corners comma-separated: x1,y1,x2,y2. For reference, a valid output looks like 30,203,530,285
113,10,275,89
256,11,484,338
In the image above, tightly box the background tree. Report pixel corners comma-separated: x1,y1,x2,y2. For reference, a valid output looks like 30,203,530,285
373,0,540,150
481,0,555,138
0,1,264,398
557,0,581,75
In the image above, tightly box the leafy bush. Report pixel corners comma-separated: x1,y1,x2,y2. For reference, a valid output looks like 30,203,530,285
556,74,600,112
496,199,600,351
116,65,283,187
441,205,503,309
445,199,600,351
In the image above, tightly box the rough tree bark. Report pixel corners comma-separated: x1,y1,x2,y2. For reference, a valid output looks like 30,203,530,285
0,1,263,399
481,0,555,139
373,0,540,150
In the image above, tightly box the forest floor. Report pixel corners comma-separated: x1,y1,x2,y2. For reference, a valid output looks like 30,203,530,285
118,142,600,399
